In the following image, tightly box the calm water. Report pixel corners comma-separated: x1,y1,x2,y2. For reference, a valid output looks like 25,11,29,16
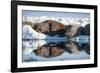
22,35,90,62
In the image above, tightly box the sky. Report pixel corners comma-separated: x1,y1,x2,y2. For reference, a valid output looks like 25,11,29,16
22,10,90,18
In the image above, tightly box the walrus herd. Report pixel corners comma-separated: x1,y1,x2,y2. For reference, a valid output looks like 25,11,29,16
23,20,90,58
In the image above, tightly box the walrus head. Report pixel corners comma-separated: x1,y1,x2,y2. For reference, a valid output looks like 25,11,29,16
33,22,50,34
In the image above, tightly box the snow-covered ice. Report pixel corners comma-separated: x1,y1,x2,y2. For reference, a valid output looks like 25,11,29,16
22,25,47,39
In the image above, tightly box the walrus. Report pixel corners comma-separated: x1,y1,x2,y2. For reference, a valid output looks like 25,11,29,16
65,24,84,38
33,20,66,36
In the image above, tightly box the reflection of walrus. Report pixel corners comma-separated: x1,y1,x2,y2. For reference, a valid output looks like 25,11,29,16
33,45,65,58
33,20,66,36
33,42,80,58
77,43,90,55
65,42,80,54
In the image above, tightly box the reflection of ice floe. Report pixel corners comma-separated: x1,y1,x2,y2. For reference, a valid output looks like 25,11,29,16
23,40,46,49
71,35,90,44
22,40,47,56
23,50,89,62
22,40,33,48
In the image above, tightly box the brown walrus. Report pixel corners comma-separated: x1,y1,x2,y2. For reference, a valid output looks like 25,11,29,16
65,24,84,38
33,20,66,36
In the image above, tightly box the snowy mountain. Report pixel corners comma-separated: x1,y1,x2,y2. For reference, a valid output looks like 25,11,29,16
23,16,90,27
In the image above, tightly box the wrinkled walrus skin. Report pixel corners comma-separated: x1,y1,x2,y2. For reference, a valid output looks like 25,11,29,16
33,20,66,36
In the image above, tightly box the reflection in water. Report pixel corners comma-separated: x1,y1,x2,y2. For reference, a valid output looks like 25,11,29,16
33,42,66,58
33,41,85,58
22,36,90,62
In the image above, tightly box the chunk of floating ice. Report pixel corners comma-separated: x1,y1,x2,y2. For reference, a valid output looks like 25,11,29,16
22,25,47,39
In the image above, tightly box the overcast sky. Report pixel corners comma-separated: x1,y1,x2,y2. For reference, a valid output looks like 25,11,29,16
22,10,90,18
